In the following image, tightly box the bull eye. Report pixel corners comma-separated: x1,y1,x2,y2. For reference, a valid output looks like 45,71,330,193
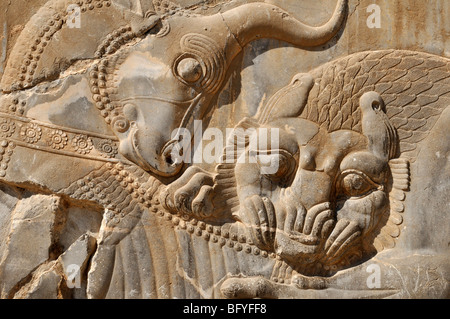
176,57,203,83
338,170,380,198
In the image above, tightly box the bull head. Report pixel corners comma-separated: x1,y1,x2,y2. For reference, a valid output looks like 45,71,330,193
109,0,348,177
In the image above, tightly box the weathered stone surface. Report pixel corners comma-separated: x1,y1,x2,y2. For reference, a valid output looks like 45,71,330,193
58,233,96,298
0,0,448,299
0,194,62,298
0,184,22,259
59,233,96,278
13,261,62,299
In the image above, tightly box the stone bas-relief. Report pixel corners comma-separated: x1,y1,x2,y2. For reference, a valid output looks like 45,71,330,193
0,0,448,299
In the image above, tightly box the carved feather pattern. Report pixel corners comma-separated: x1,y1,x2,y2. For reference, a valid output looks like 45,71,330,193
213,117,260,217
373,158,410,252
305,50,450,255
305,50,450,161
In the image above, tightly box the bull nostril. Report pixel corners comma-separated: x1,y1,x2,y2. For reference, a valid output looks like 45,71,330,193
165,155,174,165
111,116,130,133
162,139,185,167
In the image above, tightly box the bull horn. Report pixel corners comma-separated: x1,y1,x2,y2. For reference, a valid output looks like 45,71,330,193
221,0,347,48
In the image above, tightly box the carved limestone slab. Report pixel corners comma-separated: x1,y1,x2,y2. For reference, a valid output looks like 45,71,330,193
0,0,448,299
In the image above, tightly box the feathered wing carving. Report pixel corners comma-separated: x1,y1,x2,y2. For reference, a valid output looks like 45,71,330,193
215,50,449,257
374,158,409,252
304,49,450,160
303,49,449,252
213,117,260,219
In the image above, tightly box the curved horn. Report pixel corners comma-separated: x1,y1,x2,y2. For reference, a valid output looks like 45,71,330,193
221,0,347,48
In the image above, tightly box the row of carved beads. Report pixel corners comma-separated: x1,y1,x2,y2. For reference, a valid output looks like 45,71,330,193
174,215,275,258
109,165,276,257
0,140,15,177
71,162,276,260
1,97,26,115
89,60,123,129
95,26,134,58
19,16,64,87
153,0,202,18
17,0,112,89
75,0,112,11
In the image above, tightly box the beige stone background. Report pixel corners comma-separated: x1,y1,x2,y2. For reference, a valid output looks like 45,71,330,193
0,0,448,298
1,0,449,80
0,0,449,253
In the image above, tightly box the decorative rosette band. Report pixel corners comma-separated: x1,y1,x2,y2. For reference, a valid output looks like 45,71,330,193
0,113,120,163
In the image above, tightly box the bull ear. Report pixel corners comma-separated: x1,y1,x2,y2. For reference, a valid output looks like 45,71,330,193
360,91,398,161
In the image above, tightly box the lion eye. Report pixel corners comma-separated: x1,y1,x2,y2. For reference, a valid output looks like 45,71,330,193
338,170,380,198
251,149,296,182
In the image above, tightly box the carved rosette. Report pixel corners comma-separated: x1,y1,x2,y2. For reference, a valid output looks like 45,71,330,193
72,134,93,155
19,123,42,144
47,129,68,150
97,139,118,158
0,119,16,139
